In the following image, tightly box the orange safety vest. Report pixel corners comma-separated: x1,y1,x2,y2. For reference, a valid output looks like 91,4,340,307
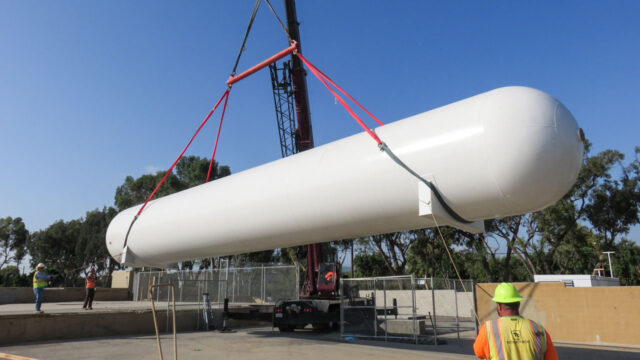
485,316,547,360
33,271,47,288
86,273,97,289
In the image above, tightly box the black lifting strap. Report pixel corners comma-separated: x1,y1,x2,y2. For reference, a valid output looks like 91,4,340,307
379,143,473,224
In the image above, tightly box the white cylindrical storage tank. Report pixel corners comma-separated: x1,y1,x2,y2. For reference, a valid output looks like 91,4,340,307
107,86,584,266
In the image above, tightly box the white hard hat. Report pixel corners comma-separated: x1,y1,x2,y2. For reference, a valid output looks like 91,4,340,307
37,263,45,269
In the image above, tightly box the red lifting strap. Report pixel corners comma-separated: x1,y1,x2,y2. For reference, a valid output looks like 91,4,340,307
136,48,385,217
137,89,230,216
295,53,385,145
206,91,230,182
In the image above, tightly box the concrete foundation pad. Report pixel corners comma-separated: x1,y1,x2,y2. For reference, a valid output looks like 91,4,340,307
1,326,639,360
0,301,268,345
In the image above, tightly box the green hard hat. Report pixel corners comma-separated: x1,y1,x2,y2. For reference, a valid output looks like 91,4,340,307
492,283,523,303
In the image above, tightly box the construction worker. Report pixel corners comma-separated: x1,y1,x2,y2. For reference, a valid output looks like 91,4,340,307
33,263,52,313
473,283,558,360
82,268,97,310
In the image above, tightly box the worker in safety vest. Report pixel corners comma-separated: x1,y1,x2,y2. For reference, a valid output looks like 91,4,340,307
33,263,53,313
82,268,98,310
473,283,558,360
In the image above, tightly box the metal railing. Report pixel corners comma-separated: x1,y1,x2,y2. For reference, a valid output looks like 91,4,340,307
341,275,418,343
340,276,475,345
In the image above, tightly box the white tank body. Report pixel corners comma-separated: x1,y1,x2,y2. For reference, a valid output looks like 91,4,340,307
106,86,584,267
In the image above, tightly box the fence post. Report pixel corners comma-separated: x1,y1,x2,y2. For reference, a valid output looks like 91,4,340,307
472,279,478,334
133,272,140,301
296,263,300,300
383,278,388,342
225,259,230,300
373,278,377,339
431,276,438,345
232,268,236,303
454,279,460,344
261,264,265,303
412,275,417,345
203,268,207,303
166,281,170,332
155,273,161,303
179,271,183,303
197,280,201,330
340,280,345,337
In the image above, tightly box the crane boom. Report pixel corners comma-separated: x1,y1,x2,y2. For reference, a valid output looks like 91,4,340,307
285,0,314,152
268,0,333,298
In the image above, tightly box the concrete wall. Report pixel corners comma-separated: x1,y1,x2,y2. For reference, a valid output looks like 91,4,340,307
0,307,267,345
360,289,474,318
111,270,134,290
533,274,620,287
0,288,130,304
0,309,199,345
475,282,640,347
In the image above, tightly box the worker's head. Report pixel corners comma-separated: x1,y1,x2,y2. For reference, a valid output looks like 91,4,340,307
492,283,523,316
90,268,96,273
36,263,45,269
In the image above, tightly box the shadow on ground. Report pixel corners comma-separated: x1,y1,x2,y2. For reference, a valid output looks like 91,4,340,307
246,328,640,360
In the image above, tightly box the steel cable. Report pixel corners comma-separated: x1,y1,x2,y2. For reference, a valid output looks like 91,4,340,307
231,0,263,76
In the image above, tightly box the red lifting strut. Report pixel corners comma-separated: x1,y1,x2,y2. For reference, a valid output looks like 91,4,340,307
226,41,298,87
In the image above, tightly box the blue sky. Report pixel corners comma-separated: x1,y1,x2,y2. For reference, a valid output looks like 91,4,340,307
1,1,639,244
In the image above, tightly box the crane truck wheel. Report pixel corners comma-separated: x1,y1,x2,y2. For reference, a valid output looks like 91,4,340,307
278,325,294,332
312,322,334,332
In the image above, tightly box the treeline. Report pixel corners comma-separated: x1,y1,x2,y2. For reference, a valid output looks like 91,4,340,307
2,143,640,287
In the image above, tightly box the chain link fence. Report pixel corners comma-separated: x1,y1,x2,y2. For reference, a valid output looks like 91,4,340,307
417,277,477,344
133,265,298,306
132,267,474,343
341,275,418,343
340,276,475,344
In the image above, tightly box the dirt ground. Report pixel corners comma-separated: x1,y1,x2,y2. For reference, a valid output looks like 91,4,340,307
2,326,640,360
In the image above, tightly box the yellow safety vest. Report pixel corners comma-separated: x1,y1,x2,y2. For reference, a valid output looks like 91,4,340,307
486,316,547,360
33,271,47,288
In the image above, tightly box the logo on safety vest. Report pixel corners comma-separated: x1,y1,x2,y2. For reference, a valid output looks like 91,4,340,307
324,272,334,281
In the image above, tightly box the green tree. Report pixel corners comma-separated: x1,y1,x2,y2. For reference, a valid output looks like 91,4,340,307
26,208,118,287
114,172,185,211
0,265,30,287
232,249,276,266
175,156,230,187
456,229,499,282
406,228,469,279
114,155,231,211
353,252,392,277
0,216,29,269
584,147,640,249
27,219,83,286
76,207,119,285
276,246,307,271
612,239,640,285
356,231,416,275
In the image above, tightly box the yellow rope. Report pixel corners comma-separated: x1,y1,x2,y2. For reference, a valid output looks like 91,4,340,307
0,353,39,360
430,213,482,325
